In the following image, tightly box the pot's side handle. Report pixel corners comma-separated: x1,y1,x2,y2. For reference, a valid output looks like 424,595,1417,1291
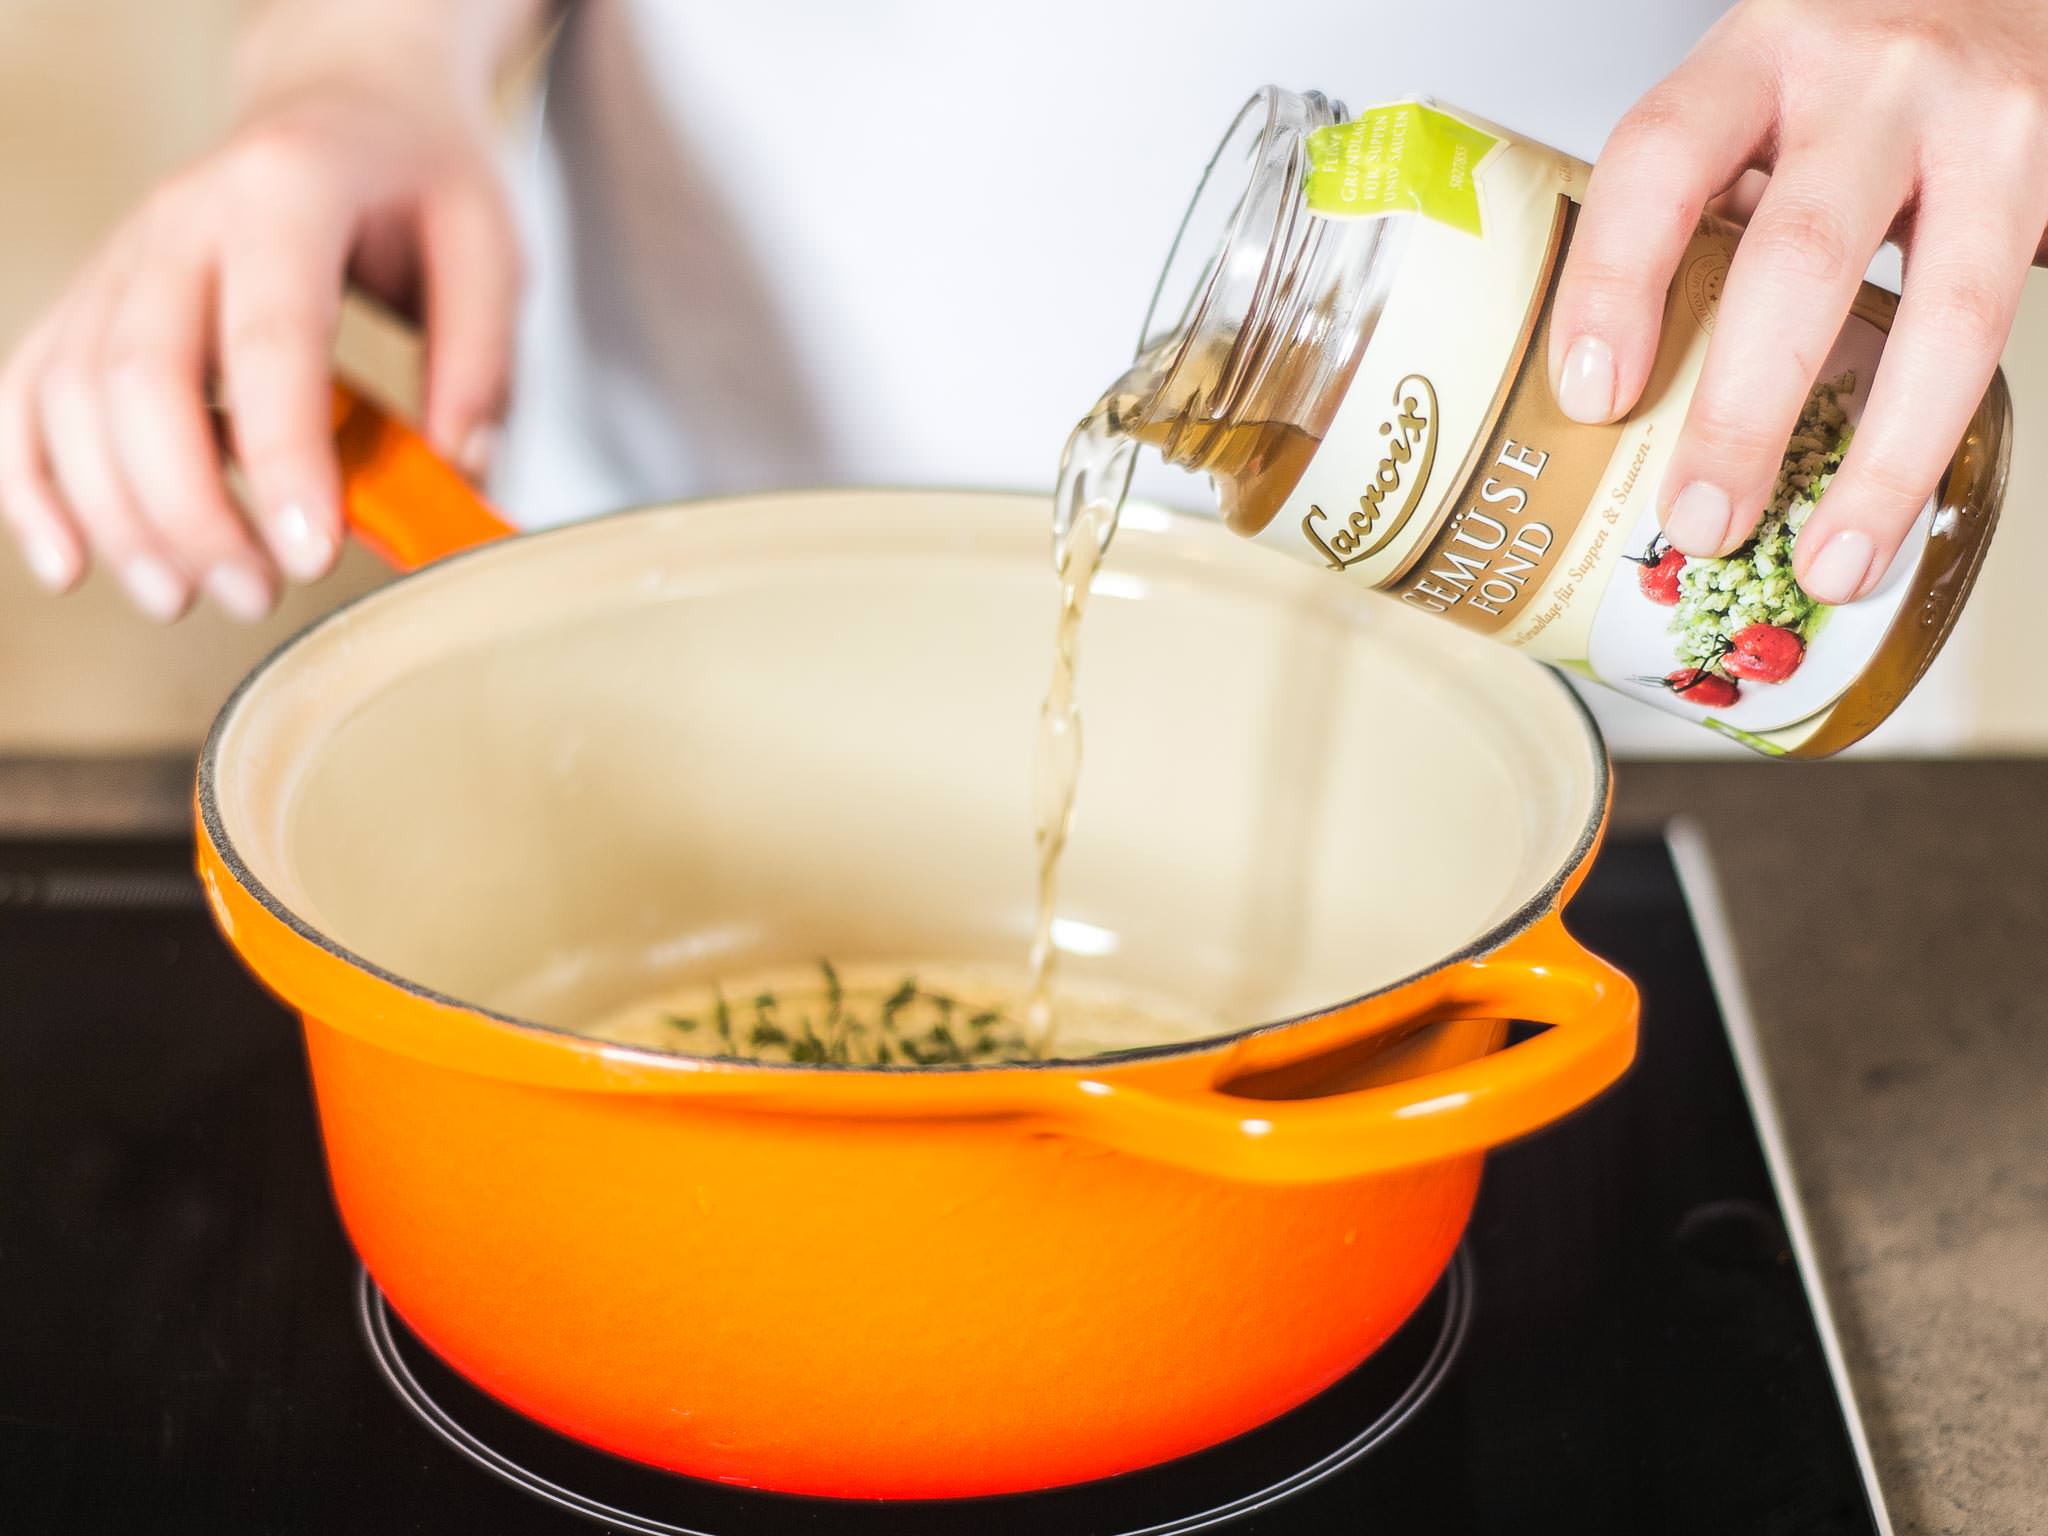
1030,915,1638,1184
331,380,516,569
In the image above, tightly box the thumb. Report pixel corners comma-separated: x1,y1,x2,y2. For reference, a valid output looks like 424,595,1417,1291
418,177,520,482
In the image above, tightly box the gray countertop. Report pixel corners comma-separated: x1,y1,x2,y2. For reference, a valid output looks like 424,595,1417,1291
3,754,2043,1533
1611,762,2046,1536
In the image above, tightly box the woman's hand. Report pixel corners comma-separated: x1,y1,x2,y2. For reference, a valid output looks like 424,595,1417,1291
1550,0,2048,603
0,2,537,621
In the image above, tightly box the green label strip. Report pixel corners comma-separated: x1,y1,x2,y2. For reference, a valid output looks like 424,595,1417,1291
1304,101,1499,236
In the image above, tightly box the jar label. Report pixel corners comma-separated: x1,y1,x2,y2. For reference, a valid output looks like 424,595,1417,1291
1376,202,1623,638
1270,102,1935,752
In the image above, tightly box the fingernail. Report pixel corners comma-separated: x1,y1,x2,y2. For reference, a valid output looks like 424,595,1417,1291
1555,335,1616,423
456,423,499,483
1801,529,1875,604
270,501,337,582
121,555,188,623
23,533,76,592
1662,481,1732,556
204,562,273,623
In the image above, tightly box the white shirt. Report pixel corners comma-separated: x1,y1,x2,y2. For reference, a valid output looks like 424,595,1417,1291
497,0,1735,523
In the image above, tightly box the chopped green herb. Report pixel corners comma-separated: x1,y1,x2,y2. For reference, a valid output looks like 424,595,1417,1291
820,959,845,1036
627,968,1083,1067
713,988,734,1046
881,978,917,1030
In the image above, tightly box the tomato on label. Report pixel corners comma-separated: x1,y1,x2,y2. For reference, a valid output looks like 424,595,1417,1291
1636,546,1686,605
1647,666,1741,709
1723,624,1805,683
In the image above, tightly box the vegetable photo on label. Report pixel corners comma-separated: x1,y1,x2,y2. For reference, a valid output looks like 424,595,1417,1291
1663,378,1849,680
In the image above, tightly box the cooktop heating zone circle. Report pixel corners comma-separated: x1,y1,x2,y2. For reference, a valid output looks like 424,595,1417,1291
357,1248,1473,1536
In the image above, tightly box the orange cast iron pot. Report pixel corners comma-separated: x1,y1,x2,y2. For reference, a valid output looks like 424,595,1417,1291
195,385,1640,1500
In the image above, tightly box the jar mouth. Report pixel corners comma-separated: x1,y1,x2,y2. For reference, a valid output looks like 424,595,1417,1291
1134,86,1346,423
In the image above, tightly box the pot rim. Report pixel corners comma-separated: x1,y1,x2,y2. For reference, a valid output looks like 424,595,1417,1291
197,486,1612,1078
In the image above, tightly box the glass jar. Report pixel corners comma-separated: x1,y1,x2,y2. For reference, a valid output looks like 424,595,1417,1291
1067,87,2010,757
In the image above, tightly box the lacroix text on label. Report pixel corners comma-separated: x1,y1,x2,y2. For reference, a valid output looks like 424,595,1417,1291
1301,374,1438,569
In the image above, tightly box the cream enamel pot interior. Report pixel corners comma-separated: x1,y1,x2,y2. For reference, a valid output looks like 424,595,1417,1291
196,405,1637,1499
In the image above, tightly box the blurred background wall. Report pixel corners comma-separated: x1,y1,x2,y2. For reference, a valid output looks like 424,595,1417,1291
1,0,2043,755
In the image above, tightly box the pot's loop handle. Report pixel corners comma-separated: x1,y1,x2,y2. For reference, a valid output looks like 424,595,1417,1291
330,380,516,570
1038,915,1638,1184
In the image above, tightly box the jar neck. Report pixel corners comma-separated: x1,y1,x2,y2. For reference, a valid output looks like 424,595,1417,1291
1124,87,1390,475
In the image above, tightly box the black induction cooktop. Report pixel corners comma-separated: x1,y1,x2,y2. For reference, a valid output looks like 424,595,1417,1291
0,830,1888,1534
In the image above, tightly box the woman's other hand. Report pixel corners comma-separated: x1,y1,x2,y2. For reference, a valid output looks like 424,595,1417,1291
0,1,540,620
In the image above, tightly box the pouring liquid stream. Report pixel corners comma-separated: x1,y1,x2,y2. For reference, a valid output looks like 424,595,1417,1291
1025,407,1139,1053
